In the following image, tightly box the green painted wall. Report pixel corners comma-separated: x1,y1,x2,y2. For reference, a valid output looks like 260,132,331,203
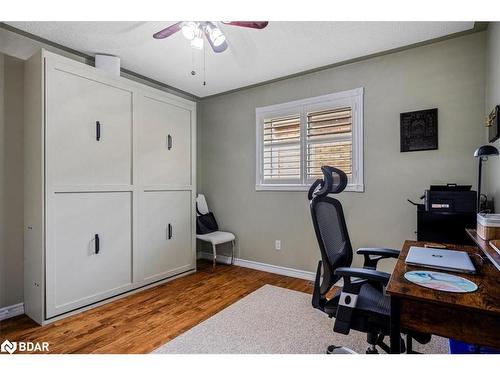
198,32,486,273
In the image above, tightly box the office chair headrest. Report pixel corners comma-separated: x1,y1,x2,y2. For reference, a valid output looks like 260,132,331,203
307,166,348,200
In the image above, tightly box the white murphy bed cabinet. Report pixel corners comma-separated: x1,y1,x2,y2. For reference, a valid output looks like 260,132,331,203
24,50,197,324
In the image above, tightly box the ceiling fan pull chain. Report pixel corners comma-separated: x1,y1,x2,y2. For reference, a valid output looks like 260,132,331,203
203,45,207,86
190,48,196,77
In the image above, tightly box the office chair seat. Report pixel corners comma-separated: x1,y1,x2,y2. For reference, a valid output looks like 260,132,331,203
324,284,391,332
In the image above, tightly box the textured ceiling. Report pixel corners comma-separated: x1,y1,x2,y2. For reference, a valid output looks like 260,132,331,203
7,21,474,97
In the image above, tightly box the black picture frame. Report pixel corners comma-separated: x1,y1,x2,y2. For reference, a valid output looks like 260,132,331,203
400,108,438,152
487,105,499,143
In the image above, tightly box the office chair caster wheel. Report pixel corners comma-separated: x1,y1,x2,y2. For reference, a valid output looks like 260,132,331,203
326,345,356,354
327,345,339,354
366,345,379,354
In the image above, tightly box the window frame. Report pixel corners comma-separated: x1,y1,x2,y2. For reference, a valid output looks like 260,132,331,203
255,87,364,192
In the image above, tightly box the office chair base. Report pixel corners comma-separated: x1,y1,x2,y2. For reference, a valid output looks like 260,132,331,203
326,345,356,354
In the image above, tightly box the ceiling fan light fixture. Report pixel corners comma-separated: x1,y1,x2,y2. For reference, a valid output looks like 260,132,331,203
209,26,226,47
153,20,268,54
181,21,197,40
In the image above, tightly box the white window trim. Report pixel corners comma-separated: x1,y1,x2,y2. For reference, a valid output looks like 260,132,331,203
255,88,364,192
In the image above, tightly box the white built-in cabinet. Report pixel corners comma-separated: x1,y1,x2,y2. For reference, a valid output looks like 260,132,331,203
24,50,196,324
139,191,192,284
138,94,192,186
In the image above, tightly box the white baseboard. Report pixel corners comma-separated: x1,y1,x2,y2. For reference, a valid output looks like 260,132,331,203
197,252,344,287
198,252,315,281
0,302,24,321
234,258,316,281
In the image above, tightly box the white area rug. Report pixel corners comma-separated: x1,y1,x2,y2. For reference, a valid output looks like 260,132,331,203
153,284,449,354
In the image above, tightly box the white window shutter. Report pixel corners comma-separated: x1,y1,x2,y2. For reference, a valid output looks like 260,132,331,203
262,115,301,183
306,107,353,181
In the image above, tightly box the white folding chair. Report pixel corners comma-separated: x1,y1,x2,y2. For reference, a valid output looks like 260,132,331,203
196,194,236,269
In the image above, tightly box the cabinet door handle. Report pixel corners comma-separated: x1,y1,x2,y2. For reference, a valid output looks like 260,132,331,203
168,223,172,240
95,234,100,254
167,134,172,150
96,121,101,141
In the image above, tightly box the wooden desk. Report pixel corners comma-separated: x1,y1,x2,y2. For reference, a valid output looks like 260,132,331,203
386,240,500,353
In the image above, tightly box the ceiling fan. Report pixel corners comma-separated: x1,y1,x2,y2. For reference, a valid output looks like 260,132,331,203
153,21,269,53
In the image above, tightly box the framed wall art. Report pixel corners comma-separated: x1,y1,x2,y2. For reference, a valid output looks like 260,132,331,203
487,105,499,143
400,108,438,152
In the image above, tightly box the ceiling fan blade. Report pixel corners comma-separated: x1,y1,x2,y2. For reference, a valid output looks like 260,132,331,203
204,28,228,53
221,21,268,29
153,22,182,39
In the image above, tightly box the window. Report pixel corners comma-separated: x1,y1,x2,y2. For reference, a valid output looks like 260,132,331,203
256,88,363,191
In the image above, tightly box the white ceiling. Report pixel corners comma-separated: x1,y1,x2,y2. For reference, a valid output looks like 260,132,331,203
7,21,474,97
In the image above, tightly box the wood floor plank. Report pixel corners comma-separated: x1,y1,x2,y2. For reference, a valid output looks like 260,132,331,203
0,261,313,354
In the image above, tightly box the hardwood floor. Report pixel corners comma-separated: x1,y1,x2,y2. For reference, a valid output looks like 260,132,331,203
0,261,313,354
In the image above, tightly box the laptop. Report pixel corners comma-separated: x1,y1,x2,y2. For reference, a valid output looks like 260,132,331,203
405,246,476,274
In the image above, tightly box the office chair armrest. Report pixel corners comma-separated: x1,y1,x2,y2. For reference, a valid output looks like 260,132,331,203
357,248,400,257
335,267,391,286
357,248,400,269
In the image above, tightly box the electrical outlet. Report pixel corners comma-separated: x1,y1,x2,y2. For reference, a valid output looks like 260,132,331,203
275,240,281,250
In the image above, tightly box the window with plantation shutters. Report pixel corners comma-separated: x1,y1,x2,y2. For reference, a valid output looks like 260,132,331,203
306,107,352,180
256,88,363,192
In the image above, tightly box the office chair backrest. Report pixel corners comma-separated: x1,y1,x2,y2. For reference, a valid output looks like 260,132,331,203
196,194,209,216
309,166,353,296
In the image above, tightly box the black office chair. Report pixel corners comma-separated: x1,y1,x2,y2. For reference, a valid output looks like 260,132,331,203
308,166,431,354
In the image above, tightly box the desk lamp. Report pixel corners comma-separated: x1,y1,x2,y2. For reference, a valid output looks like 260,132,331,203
474,145,499,212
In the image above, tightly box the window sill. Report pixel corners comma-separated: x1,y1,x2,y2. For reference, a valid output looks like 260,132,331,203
255,183,364,192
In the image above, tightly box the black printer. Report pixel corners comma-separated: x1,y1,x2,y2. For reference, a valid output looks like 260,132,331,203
424,184,476,213
411,184,476,245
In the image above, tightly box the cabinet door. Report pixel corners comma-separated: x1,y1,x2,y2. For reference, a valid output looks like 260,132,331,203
46,66,132,186
46,192,133,318
138,96,191,186
140,191,193,283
